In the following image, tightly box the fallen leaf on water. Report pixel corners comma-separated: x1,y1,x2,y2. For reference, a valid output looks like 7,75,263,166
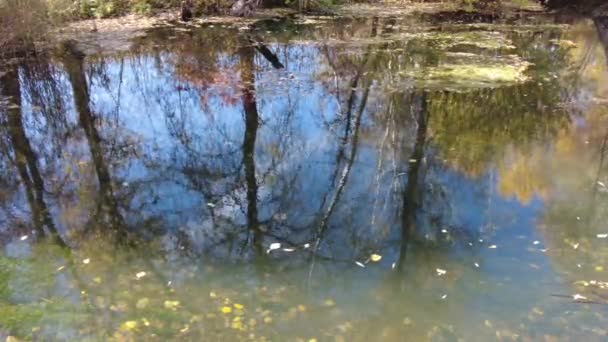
370,254,382,262
20,235,28,241
220,306,232,314
267,243,281,253
436,268,447,276
323,299,336,307
120,321,138,331
164,300,180,310
441,294,447,300
488,245,497,249
597,234,608,239
573,293,588,301
233,303,244,310
135,271,147,279
533,241,540,245
282,248,296,252
355,261,366,268
82,258,91,264
595,266,604,272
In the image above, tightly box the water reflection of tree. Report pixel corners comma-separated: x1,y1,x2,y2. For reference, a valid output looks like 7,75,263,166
0,65,65,246
60,42,130,244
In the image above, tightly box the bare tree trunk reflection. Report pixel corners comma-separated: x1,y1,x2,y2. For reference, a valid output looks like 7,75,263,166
396,92,429,272
0,66,65,246
239,44,264,257
60,42,127,243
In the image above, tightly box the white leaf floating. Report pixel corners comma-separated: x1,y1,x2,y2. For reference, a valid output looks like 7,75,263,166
136,271,147,279
82,258,91,264
20,235,28,241
355,261,366,268
266,243,281,253
597,234,608,239
573,293,587,301
436,268,447,276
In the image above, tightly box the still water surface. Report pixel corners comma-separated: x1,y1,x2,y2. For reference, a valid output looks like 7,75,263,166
1,8,608,341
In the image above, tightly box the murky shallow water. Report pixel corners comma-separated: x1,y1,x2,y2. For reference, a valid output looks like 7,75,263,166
1,9,608,341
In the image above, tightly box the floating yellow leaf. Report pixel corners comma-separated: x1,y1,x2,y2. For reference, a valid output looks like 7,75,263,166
164,300,180,310
231,321,245,330
233,303,244,310
220,306,232,314
323,299,336,307
596,266,604,272
297,304,307,312
370,254,382,262
120,321,138,331
209,291,217,298
263,316,273,323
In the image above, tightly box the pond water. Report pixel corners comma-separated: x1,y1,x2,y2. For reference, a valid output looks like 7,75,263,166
1,7,608,341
